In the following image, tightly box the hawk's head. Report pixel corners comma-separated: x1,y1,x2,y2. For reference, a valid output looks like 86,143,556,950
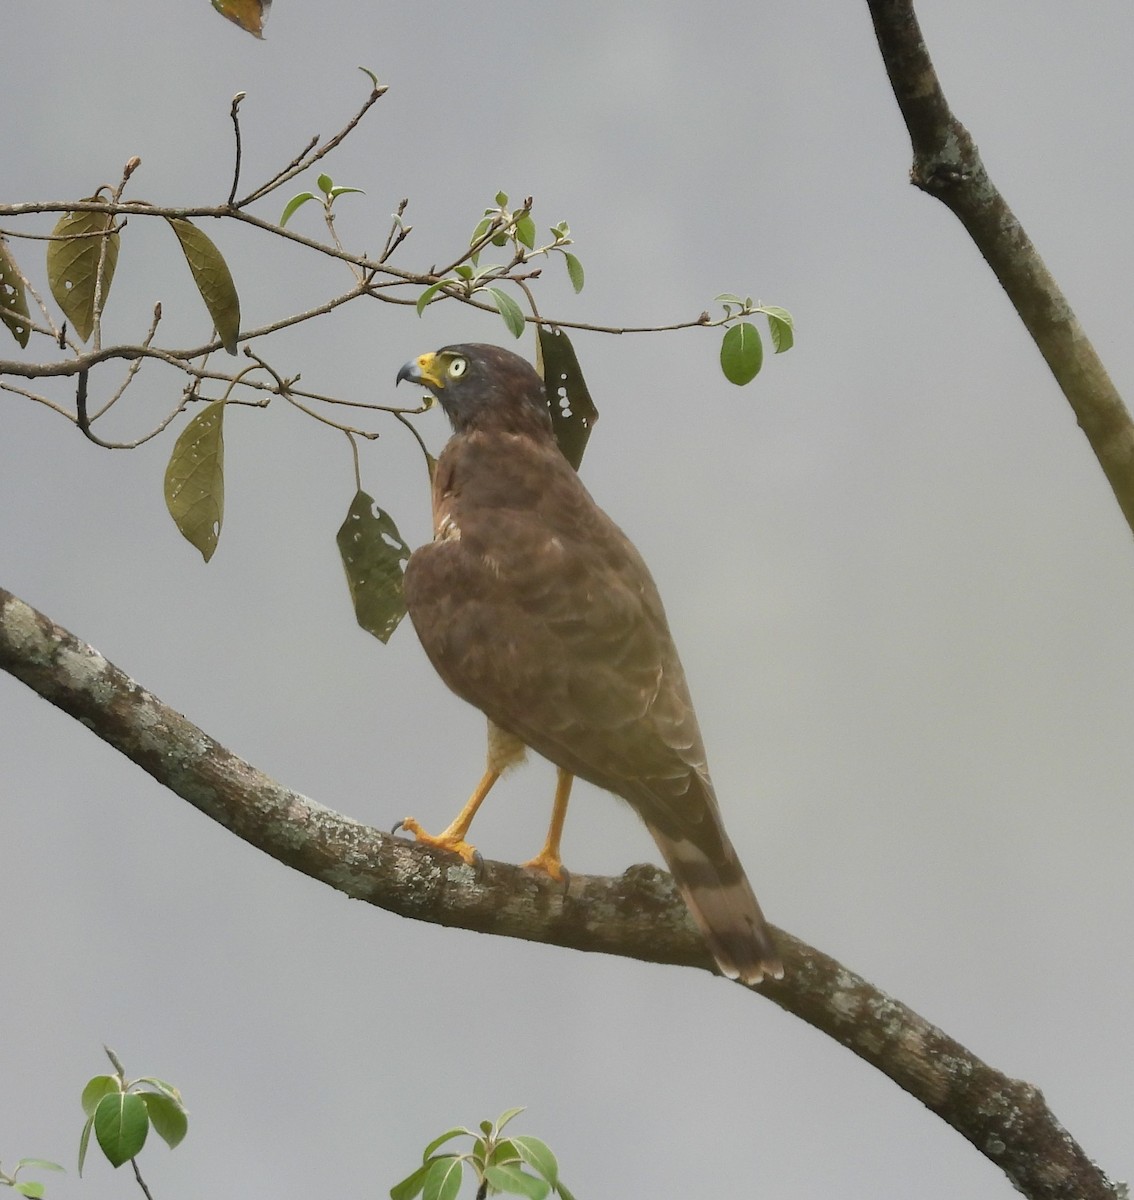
396,343,553,439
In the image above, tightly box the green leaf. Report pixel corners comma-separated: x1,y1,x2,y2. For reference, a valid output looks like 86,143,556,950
93,1092,148,1168
139,1092,188,1150
416,280,445,316
420,1129,470,1163
555,1181,577,1200
133,1078,183,1104
165,218,241,355
484,1165,550,1200
422,1157,463,1200
495,191,509,207
536,326,598,472
511,1137,558,1187
470,217,493,246
316,173,334,194
390,1161,432,1200
336,490,411,643
562,252,584,294
478,1121,493,1137
514,215,537,250
714,292,745,306
14,1163,63,1174
485,287,525,338
81,1076,121,1118
45,202,119,342
0,239,31,347
719,321,763,386
359,66,379,88
494,1107,526,1135
487,1139,520,1168
329,185,365,199
164,401,225,562
13,1183,45,1197
759,305,795,353
454,265,473,281
279,192,316,227
77,1117,94,1176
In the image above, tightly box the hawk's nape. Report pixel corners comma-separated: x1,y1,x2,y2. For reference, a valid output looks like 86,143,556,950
394,343,783,985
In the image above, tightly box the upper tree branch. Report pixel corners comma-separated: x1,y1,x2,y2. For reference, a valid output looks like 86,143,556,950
0,587,1117,1200
867,0,1134,536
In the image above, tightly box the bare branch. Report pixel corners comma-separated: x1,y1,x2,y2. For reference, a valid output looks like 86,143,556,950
867,0,1134,536
227,92,247,208
235,79,388,208
0,586,1119,1200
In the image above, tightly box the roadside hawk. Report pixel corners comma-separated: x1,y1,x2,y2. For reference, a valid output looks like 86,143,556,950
395,343,782,985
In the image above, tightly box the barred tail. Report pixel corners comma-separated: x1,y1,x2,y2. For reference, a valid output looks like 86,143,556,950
647,822,783,986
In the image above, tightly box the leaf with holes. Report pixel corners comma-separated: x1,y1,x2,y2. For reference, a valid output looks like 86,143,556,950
0,240,31,347
719,321,763,386
164,402,225,562
93,1092,149,1169
485,287,525,338
336,490,411,643
166,218,241,354
45,203,119,342
536,326,597,472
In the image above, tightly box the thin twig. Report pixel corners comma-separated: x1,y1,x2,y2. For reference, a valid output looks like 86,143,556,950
0,380,75,419
129,1159,155,1200
90,303,162,421
227,92,246,208
236,81,388,208
378,199,412,263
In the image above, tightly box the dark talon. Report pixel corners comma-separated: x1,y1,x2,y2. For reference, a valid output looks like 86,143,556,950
391,819,406,836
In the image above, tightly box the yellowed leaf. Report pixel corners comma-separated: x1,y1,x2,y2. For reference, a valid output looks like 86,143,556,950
164,403,225,562
210,0,271,38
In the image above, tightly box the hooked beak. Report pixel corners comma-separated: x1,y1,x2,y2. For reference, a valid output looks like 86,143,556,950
396,352,445,389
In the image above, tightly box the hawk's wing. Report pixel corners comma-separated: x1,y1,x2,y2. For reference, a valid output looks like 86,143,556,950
405,430,720,852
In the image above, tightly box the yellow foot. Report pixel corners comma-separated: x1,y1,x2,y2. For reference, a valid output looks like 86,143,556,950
394,817,480,867
521,847,569,883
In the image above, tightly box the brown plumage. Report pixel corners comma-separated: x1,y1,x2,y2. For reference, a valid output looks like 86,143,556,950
396,343,782,985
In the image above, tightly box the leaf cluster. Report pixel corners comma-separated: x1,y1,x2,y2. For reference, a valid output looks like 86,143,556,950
714,295,794,385
390,1109,575,1200
414,192,584,339
78,1050,188,1173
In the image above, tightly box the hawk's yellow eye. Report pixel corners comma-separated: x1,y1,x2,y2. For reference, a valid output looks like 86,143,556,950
448,357,468,379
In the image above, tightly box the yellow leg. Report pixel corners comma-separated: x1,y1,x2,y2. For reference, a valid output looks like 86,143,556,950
522,768,573,881
397,768,500,866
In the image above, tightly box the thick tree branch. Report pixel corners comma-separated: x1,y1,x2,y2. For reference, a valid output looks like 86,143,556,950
0,587,1118,1200
867,0,1134,537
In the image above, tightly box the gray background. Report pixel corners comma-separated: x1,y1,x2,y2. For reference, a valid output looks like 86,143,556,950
2,3,1131,1197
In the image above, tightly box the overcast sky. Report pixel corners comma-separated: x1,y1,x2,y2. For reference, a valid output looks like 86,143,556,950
3,3,1132,1198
